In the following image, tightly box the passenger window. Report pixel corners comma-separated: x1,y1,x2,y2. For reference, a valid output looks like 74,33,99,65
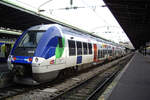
110,50,112,56
101,50,103,58
77,41,82,55
103,50,105,57
98,49,101,58
88,43,92,54
83,42,88,55
58,37,63,48
68,40,76,56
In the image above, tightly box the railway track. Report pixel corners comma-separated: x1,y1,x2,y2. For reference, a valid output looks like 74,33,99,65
51,58,128,100
0,54,132,100
0,84,28,99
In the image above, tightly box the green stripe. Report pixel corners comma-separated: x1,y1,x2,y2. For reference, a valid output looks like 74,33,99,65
55,37,65,58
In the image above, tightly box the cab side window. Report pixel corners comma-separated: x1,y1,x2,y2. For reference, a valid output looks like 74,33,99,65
58,37,63,48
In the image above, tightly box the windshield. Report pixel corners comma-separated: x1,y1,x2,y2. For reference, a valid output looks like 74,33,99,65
18,31,45,47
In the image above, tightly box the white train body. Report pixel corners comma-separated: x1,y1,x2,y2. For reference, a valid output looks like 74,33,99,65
7,24,126,85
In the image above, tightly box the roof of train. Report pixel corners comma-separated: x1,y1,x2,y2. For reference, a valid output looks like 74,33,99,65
27,24,125,49
28,24,120,45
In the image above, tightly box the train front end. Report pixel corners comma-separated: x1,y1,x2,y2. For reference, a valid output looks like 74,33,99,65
7,24,63,85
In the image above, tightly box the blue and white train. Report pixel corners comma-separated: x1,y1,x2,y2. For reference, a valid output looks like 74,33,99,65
0,42,13,62
7,24,126,85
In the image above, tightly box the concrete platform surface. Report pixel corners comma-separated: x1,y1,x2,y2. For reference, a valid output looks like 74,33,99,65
108,52,150,100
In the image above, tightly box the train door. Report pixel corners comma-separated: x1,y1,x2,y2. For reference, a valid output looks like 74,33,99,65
93,44,98,62
67,40,77,66
76,41,82,64
97,44,101,61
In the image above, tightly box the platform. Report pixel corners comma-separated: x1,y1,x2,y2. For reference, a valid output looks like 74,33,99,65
107,52,150,100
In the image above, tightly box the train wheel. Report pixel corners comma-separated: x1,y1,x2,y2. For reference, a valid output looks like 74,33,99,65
73,66,78,72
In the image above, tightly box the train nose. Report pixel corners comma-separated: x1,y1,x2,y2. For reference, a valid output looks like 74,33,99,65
12,65,25,76
13,64,33,78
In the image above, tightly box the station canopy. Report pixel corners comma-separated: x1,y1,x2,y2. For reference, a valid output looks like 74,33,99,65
0,1,94,36
0,1,55,30
0,0,111,43
104,0,150,49
1,0,150,49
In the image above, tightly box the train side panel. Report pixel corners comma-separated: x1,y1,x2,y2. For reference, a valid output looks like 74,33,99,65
7,24,126,85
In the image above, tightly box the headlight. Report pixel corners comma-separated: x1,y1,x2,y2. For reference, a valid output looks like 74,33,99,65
32,57,45,67
35,57,39,62
7,55,12,62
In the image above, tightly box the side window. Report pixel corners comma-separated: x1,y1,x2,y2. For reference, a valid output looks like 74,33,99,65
77,41,82,55
110,50,112,56
58,37,63,48
103,50,105,57
88,43,92,54
101,50,103,58
83,42,88,55
106,50,108,55
98,49,101,58
68,40,76,56
108,50,110,55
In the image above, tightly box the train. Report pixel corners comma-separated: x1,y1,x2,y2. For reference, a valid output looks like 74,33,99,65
7,24,126,85
0,42,13,62
0,28,21,62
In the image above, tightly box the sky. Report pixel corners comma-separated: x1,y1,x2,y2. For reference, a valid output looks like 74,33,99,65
10,0,131,44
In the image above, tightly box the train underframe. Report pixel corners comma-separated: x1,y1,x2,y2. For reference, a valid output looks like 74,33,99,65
11,55,121,85
12,63,59,85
